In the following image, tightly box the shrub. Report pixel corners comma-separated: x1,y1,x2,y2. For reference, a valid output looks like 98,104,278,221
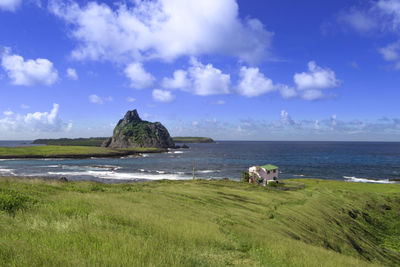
241,171,250,183
0,189,36,214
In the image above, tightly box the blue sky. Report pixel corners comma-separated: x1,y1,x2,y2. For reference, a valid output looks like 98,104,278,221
0,0,400,141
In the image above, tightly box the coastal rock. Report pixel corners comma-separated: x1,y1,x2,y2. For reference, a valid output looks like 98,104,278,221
102,110,175,149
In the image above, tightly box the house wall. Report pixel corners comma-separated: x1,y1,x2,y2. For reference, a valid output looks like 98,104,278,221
249,166,279,186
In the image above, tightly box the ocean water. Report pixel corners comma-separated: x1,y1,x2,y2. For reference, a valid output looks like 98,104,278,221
0,141,399,184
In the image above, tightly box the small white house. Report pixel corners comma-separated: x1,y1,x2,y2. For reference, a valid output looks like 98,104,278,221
249,164,279,186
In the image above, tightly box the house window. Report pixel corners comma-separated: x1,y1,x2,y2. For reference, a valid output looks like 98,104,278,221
267,171,270,174
273,170,276,173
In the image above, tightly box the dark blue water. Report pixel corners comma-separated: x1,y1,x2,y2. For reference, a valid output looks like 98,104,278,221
0,141,399,183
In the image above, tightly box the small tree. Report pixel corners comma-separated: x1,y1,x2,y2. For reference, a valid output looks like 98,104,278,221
241,171,250,183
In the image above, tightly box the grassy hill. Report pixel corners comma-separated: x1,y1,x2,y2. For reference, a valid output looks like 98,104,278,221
32,138,108,147
0,145,162,159
0,178,398,266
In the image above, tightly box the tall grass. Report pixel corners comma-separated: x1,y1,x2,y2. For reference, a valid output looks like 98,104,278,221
0,178,398,266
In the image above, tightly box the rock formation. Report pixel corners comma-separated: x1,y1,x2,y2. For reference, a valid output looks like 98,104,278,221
102,110,175,149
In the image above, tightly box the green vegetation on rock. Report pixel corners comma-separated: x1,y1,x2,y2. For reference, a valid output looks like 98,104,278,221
0,146,162,159
0,178,398,266
103,110,175,149
173,137,215,143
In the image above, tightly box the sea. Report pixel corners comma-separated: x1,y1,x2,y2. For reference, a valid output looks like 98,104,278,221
0,140,399,184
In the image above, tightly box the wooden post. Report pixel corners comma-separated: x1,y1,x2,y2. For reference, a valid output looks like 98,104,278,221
192,161,196,180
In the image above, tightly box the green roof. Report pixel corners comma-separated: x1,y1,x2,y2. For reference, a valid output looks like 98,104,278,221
260,164,278,171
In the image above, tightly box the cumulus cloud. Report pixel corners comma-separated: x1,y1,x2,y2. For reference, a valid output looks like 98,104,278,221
49,0,273,64
124,62,155,89
294,61,340,90
126,97,136,102
277,84,298,99
66,68,78,80
0,103,72,132
293,61,340,100
0,0,22,11
162,58,230,96
89,94,113,104
1,48,58,86
162,70,190,89
152,89,175,102
166,109,400,140
237,66,275,97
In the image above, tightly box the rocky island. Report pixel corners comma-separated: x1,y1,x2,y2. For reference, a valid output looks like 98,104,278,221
102,110,175,149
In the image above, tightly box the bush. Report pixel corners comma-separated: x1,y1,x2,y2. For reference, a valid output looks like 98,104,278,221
241,171,250,183
0,189,36,214
267,181,281,188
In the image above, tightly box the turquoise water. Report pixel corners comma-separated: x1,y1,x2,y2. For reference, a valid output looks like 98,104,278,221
0,141,399,183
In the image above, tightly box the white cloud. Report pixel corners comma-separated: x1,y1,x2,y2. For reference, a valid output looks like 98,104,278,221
294,61,340,90
152,89,175,102
337,1,400,69
1,48,58,86
376,0,400,31
66,68,78,80
49,0,273,64
237,66,275,97
0,103,72,132
337,9,378,34
162,58,230,96
89,94,113,104
301,89,326,101
126,97,136,102
293,61,340,100
162,70,190,89
3,110,13,116
124,62,155,89
379,41,400,68
278,84,297,99
280,110,295,126
20,104,30,109
214,100,226,105
0,0,21,11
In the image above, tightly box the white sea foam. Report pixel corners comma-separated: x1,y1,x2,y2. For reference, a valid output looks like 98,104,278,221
0,168,15,175
343,176,396,184
47,170,190,180
168,151,184,154
294,174,305,177
197,170,220,174
156,170,165,174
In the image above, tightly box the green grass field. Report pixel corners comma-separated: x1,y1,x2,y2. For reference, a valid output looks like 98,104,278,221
0,145,162,158
0,178,398,266
32,138,108,147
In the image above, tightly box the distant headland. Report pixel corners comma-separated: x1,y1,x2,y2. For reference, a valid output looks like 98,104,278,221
3,109,214,159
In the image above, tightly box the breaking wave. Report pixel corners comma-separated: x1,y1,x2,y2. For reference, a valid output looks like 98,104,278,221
343,176,396,184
